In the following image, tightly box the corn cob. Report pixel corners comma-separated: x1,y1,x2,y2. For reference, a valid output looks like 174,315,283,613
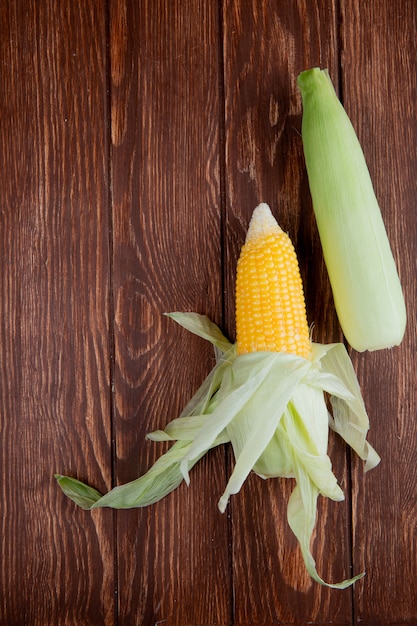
236,203,311,359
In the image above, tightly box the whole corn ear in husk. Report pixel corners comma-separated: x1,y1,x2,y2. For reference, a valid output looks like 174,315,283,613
56,204,380,589
298,68,406,352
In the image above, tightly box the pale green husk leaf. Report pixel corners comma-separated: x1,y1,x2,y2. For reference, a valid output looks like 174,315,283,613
287,478,364,588
314,342,381,470
54,474,103,510
165,312,232,354
56,313,378,587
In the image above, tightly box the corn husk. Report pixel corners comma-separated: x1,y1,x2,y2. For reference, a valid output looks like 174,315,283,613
298,68,406,352
56,311,379,588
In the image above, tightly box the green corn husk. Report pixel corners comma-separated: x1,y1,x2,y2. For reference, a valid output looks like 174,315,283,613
298,68,406,352
56,309,380,589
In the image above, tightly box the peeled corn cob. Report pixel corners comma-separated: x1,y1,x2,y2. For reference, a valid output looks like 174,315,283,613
56,203,379,589
236,203,311,358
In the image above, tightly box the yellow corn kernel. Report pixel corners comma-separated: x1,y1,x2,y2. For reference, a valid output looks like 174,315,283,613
236,204,311,359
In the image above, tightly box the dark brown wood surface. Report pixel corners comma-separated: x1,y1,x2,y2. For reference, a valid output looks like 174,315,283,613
0,1,415,624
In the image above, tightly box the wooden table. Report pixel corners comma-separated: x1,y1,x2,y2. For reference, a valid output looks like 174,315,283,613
1,1,416,624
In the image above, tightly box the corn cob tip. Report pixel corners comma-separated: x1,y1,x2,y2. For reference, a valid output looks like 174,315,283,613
245,203,282,244
236,203,311,359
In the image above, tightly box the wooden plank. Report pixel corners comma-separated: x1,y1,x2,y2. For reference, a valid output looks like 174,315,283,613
0,1,114,624
341,1,417,624
2,2,413,624
109,1,230,624
223,0,357,622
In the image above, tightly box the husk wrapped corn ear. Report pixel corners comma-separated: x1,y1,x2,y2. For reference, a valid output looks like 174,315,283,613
298,68,406,352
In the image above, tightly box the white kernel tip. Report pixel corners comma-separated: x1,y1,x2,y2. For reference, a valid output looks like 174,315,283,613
245,203,282,243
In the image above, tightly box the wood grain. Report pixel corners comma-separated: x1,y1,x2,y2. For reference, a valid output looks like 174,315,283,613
223,1,355,622
109,1,230,624
0,0,416,623
0,1,114,624
341,1,417,623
